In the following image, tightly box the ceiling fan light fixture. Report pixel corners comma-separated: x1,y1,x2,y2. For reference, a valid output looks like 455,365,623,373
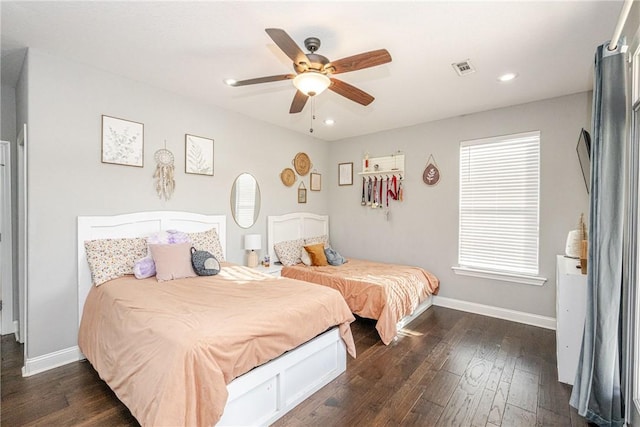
293,72,331,96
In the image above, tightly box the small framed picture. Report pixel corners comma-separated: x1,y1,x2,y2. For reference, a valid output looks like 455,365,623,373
339,162,353,186
185,134,214,176
310,172,322,191
101,115,144,167
298,188,307,203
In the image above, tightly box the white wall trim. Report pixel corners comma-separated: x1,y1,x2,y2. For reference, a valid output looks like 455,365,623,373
433,295,556,330
13,320,19,341
21,345,82,377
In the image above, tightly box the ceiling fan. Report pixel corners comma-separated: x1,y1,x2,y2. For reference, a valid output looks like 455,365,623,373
228,28,392,114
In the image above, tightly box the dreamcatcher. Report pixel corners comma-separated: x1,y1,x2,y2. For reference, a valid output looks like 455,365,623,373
154,144,175,200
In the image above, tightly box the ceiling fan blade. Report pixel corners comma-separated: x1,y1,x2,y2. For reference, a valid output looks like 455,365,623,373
230,74,295,86
289,90,309,114
326,49,392,75
329,78,375,106
265,28,308,66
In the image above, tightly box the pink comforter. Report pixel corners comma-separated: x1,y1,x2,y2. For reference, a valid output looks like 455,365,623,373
78,264,355,427
282,259,439,344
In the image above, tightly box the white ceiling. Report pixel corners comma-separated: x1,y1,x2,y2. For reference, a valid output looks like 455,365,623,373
0,1,622,141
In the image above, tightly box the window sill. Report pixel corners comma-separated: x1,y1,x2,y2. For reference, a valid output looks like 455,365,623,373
451,266,547,286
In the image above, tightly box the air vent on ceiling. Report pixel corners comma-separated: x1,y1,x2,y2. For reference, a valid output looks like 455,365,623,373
452,60,476,76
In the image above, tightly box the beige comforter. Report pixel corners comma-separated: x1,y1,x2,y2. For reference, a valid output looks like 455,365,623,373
78,264,355,427
282,259,439,345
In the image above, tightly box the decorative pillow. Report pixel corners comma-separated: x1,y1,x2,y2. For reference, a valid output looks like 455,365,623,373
133,230,191,279
147,229,190,245
188,228,225,261
304,234,330,248
191,247,220,276
325,247,347,266
149,243,197,282
304,243,329,266
85,237,148,286
274,238,305,266
300,247,312,266
133,255,156,279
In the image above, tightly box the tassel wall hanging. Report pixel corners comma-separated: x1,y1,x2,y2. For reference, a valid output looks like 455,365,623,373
153,142,175,201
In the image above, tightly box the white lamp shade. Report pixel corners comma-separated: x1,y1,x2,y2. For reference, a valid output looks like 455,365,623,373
293,72,331,96
244,234,262,251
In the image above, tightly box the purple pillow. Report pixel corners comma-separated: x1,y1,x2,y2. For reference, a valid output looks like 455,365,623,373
133,255,156,279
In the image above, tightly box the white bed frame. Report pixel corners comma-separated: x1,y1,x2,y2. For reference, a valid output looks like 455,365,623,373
267,212,433,335
77,211,346,427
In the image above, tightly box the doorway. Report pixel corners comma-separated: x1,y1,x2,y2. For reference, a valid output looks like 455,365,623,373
0,141,13,335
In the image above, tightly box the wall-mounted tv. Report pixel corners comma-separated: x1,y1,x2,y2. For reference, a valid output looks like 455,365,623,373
576,128,591,193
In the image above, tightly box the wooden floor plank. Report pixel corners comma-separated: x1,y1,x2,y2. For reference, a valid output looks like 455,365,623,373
1,307,591,427
503,403,537,427
488,380,511,426
508,368,539,413
436,357,493,427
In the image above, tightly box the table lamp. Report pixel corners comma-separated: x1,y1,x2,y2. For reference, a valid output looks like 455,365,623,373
244,234,262,268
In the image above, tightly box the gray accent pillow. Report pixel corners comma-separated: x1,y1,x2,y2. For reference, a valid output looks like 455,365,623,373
324,247,346,266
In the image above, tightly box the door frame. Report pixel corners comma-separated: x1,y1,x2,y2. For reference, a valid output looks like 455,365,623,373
0,141,13,335
16,125,26,353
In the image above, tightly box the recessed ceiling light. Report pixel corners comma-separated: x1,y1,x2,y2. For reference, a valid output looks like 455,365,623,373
224,78,237,86
498,73,518,82
324,118,335,126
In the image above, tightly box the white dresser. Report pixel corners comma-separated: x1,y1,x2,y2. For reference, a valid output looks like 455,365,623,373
556,255,588,385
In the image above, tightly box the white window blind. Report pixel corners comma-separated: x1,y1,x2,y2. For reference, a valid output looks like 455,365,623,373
459,131,540,276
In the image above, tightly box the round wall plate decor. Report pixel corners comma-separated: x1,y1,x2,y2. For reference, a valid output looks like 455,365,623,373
280,168,296,187
293,152,311,176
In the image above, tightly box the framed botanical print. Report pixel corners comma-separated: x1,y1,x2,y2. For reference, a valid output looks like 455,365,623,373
101,115,144,167
185,134,214,176
338,162,353,186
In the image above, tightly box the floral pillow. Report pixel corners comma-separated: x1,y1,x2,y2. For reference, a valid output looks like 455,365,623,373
274,238,305,266
85,237,148,286
188,228,225,261
304,234,330,248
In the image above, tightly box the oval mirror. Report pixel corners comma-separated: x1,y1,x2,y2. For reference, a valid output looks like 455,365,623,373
231,173,261,228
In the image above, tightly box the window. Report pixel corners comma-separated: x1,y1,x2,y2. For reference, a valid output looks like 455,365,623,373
454,131,544,285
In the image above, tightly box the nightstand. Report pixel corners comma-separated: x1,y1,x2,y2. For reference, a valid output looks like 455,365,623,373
254,264,283,277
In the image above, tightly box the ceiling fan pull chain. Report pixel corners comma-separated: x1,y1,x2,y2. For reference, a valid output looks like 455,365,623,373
309,97,315,133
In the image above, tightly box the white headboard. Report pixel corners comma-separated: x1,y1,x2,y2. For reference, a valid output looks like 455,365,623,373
267,212,329,263
77,211,226,326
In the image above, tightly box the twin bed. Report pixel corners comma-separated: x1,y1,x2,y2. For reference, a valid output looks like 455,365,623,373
77,210,439,426
267,212,439,344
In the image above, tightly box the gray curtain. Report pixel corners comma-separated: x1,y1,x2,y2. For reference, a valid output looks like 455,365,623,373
570,42,628,426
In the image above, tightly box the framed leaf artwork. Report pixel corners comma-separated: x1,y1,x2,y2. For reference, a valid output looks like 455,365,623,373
185,134,214,176
101,115,144,167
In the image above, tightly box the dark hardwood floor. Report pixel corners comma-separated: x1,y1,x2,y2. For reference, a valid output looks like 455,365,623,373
1,306,589,426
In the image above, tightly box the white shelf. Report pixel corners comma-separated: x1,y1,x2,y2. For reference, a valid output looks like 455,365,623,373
358,169,404,177
358,154,405,177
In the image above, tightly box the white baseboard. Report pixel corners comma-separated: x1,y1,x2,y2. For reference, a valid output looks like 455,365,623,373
432,296,556,330
22,346,83,377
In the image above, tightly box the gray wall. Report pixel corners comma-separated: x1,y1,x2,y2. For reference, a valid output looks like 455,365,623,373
327,92,591,318
24,49,330,358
